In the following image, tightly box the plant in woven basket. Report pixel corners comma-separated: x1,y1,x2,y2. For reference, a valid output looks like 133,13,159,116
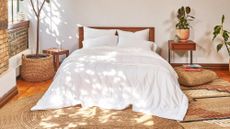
20,0,55,82
175,6,195,41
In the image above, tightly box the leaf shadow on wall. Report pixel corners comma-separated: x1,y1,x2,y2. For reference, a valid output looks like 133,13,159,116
23,0,78,53
196,29,225,62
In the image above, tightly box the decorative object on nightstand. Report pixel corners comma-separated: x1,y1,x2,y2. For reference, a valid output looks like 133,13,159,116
43,48,69,71
176,6,195,42
168,40,196,64
212,15,230,72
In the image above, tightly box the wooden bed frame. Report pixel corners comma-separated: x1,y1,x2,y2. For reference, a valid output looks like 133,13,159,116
78,27,155,48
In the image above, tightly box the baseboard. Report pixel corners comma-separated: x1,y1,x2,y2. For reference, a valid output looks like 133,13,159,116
171,63,229,70
0,86,18,108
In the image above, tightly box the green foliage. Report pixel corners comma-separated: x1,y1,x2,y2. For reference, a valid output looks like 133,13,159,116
176,6,195,29
213,15,230,56
217,44,223,52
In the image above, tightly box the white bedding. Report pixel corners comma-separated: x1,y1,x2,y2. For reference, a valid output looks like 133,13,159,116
31,47,188,121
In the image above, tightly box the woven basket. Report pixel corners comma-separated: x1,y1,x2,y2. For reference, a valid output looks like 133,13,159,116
20,54,55,82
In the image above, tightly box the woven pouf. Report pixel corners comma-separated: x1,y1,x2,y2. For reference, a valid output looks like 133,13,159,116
21,54,55,82
175,67,218,86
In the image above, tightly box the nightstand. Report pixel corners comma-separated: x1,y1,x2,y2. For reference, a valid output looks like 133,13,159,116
43,48,69,71
168,40,196,64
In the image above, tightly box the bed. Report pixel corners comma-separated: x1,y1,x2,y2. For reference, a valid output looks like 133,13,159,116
31,27,188,121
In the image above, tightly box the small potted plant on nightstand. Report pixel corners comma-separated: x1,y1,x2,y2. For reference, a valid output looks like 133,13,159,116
213,15,230,71
20,0,55,82
176,6,195,42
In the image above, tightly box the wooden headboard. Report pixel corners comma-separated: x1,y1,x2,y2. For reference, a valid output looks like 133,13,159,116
78,27,155,48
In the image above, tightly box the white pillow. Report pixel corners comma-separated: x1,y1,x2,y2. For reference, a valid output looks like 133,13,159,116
117,29,149,41
83,35,118,48
84,27,116,40
117,37,153,51
152,43,158,52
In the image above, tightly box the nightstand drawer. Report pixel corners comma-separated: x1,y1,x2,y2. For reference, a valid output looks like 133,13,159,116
170,43,196,50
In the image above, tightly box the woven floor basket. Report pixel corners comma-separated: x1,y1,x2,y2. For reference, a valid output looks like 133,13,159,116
21,54,55,82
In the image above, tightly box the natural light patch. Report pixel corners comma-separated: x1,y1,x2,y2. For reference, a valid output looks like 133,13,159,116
66,123,77,128
84,79,91,84
92,83,102,89
80,90,88,96
41,115,53,121
48,94,65,106
53,109,68,116
68,36,73,39
205,119,230,127
65,76,72,82
86,69,95,75
135,115,154,126
113,77,121,83
39,122,59,128
73,107,97,118
103,69,116,76
98,114,114,123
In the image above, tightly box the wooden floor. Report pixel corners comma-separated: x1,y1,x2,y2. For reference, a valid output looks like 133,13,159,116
11,69,230,102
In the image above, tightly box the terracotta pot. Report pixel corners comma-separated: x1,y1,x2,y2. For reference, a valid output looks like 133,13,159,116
176,29,190,42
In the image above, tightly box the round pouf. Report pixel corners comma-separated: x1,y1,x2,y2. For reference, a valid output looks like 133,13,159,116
20,54,55,82
174,67,218,86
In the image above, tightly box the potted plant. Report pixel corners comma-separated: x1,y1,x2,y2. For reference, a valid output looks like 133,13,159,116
20,0,55,82
176,6,195,42
213,15,230,71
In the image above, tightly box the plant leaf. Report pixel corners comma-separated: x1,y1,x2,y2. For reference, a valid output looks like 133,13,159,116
178,8,182,15
181,6,185,16
214,25,221,32
217,44,223,52
223,30,229,42
186,7,191,14
226,42,230,46
213,25,221,40
222,15,225,24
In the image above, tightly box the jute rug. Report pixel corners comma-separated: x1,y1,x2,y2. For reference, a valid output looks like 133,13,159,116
1,79,230,129
180,119,230,129
0,95,182,129
181,79,230,93
179,78,230,129
183,97,230,122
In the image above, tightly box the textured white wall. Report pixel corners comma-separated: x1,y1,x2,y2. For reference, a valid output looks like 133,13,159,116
21,0,230,63
0,49,31,98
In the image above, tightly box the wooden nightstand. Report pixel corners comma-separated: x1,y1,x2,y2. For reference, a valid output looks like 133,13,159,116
168,40,196,64
43,48,69,71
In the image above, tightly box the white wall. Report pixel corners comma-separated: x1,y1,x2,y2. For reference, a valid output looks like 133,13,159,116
21,0,230,63
0,49,31,97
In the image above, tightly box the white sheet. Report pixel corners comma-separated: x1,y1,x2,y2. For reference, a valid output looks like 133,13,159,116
31,47,188,121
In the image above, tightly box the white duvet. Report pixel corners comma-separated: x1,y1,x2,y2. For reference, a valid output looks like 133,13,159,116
31,47,188,121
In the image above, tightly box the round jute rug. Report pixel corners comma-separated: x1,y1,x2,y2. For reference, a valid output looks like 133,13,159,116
0,95,182,129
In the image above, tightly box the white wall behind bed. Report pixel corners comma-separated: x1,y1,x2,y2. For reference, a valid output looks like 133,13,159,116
21,0,230,64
